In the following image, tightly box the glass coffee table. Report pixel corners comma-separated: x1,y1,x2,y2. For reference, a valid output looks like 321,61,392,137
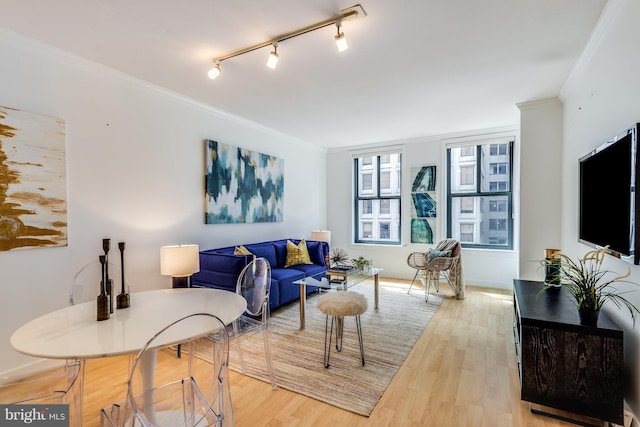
292,267,383,330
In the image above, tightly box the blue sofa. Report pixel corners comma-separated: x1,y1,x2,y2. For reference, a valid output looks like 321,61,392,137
192,239,330,310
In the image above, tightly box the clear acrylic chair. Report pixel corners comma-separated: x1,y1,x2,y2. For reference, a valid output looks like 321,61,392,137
0,359,83,427
126,312,232,427
231,257,277,390
407,239,461,302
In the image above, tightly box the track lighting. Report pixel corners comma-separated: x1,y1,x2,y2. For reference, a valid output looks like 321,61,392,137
208,63,221,80
266,44,279,69
207,4,366,80
335,22,348,52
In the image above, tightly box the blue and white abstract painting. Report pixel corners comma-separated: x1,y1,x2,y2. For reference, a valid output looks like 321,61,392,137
205,140,284,224
410,165,436,243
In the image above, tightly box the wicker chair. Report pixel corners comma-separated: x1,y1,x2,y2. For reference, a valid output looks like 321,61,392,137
407,239,461,302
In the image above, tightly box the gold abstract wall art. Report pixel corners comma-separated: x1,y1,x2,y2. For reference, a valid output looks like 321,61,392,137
0,106,67,251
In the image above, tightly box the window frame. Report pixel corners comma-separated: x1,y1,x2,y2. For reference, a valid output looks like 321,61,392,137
446,141,514,250
353,152,402,245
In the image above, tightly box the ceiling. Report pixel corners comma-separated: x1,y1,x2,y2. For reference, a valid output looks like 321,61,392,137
0,0,607,149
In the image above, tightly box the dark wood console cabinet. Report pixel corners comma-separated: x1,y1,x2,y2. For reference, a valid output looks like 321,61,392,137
513,279,624,424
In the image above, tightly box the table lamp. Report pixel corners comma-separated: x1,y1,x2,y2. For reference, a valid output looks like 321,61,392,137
160,244,200,288
311,230,331,246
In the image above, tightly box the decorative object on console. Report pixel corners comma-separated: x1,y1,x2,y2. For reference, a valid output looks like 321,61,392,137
410,165,436,244
160,244,200,288
116,241,130,309
540,246,640,326
543,248,561,287
329,248,350,267
205,139,284,224
102,239,113,313
351,256,372,272
97,255,110,321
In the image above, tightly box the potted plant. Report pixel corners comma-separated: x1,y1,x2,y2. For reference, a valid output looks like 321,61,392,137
351,256,372,273
541,246,640,326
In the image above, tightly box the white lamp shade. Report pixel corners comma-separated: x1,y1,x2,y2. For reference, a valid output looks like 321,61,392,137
311,230,331,246
160,244,200,277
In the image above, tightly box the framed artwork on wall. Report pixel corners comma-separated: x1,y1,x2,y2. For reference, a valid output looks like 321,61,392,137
0,106,68,251
204,139,284,224
410,165,436,244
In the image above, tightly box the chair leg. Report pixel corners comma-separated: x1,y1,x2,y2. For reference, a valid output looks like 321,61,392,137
355,315,365,366
407,270,420,294
232,320,249,375
261,324,278,390
335,316,344,352
324,315,334,368
425,272,433,303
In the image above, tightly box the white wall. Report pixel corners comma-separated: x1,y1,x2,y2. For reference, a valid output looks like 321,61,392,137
0,30,327,372
559,0,640,417
518,99,563,281
326,131,518,290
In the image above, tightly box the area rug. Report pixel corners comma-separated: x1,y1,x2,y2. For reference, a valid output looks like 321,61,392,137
218,281,444,417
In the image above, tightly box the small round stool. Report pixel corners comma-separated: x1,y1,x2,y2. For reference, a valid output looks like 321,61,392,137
317,291,367,368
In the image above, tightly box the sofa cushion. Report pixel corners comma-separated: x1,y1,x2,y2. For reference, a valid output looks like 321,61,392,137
305,240,326,266
284,239,312,267
244,243,277,267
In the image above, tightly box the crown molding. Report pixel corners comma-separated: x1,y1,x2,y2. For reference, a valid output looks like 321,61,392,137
560,0,626,99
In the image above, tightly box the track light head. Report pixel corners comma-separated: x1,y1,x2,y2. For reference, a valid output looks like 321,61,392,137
208,63,221,80
266,44,279,69
335,23,348,52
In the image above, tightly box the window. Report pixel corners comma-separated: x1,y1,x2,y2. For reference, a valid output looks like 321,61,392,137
460,197,474,214
489,181,508,191
460,223,474,242
380,199,390,214
490,162,508,175
489,218,507,231
489,200,507,212
461,146,475,157
447,141,514,249
354,152,402,244
490,143,508,155
460,165,475,186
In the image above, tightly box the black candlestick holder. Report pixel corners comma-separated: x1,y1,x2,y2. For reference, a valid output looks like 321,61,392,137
103,239,114,314
97,255,110,321
117,241,130,309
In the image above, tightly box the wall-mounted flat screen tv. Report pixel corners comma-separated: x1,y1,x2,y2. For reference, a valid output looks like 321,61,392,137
579,123,639,264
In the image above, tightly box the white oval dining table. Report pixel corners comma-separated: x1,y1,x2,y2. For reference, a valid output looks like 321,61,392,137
10,288,247,424
11,288,246,360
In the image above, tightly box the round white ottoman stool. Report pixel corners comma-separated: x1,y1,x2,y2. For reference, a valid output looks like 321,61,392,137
317,291,367,368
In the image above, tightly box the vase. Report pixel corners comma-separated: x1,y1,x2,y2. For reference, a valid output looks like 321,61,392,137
578,308,600,326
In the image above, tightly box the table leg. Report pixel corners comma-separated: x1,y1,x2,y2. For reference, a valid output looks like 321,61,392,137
374,273,379,310
140,349,158,423
299,283,306,330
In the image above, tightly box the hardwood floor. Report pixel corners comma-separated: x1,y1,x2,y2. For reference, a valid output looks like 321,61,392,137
78,280,608,426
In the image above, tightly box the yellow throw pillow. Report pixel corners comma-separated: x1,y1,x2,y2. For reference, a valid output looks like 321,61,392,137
285,240,313,267
234,245,252,256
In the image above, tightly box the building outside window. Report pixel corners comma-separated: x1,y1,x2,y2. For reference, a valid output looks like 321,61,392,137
447,140,514,249
354,152,402,244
